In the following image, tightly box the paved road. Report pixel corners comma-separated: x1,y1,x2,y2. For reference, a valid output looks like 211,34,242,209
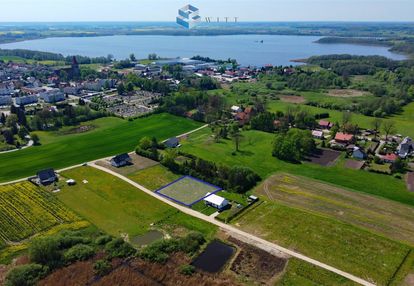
90,162,375,286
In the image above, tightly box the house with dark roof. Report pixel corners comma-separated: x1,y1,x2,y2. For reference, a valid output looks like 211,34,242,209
37,169,57,185
352,147,367,160
164,137,180,148
110,153,132,168
397,137,414,158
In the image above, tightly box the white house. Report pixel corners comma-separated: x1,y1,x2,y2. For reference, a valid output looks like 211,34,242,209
203,193,229,210
312,130,324,139
231,105,242,113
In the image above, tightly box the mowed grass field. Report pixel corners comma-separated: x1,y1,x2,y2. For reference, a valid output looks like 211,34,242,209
234,201,411,285
277,258,358,286
57,167,217,238
180,128,414,207
127,165,180,191
0,181,82,244
0,114,202,182
258,173,414,245
156,176,220,205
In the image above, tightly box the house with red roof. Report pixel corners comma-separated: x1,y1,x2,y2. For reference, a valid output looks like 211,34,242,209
383,153,398,163
334,132,355,144
319,120,333,130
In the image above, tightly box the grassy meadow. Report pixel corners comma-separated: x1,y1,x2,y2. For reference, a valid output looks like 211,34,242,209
57,166,217,239
180,128,414,206
234,200,411,285
0,114,202,182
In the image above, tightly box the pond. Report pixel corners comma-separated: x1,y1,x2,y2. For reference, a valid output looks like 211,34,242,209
130,230,164,246
192,240,235,273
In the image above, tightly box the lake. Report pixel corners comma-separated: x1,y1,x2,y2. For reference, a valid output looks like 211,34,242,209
0,35,406,66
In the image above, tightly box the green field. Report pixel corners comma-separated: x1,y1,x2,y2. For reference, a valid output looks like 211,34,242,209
57,166,217,238
277,258,357,286
0,182,81,243
0,114,202,182
235,201,410,285
180,128,414,207
127,165,180,191
256,173,414,246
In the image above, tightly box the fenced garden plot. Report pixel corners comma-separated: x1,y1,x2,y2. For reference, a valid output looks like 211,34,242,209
155,176,222,206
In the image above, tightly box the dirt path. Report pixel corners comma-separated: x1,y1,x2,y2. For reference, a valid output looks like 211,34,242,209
90,163,375,286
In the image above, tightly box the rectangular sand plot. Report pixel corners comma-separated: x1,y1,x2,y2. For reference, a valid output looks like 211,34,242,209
155,176,221,206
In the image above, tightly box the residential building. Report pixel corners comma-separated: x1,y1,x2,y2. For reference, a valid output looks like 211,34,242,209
110,153,132,168
383,153,398,163
37,169,57,185
312,130,324,139
319,120,333,130
352,147,367,160
0,95,12,106
335,132,354,144
165,137,180,148
397,137,414,158
39,89,65,103
15,95,38,106
203,193,229,210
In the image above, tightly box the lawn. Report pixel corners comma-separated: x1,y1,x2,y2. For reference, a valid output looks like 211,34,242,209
277,258,358,286
0,113,202,182
127,165,180,191
57,166,217,239
234,201,411,285
180,128,414,207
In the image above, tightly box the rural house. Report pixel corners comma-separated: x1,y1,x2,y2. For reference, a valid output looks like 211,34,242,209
110,153,132,168
383,153,398,163
352,147,367,160
165,137,180,148
37,168,57,185
335,132,354,144
397,137,414,158
312,130,324,139
203,193,229,211
319,120,333,130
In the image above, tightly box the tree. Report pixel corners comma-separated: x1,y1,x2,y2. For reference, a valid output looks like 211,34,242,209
126,82,134,93
391,157,407,174
230,124,243,152
0,112,6,125
382,120,396,141
342,111,352,126
272,129,316,163
2,129,14,145
117,83,125,95
31,134,40,145
371,118,382,140
6,114,18,134
129,53,136,62
5,264,48,286
29,237,62,269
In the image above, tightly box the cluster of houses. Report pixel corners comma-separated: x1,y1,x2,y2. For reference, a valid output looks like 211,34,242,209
231,105,255,126
312,119,414,164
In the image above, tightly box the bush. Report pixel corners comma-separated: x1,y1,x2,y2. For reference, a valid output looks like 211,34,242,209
57,234,91,249
94,259,112,276
105,238,136,258
29,237,62,269
5,264,48,286
180,265,195,276
95,235,112,245
64,244,95,263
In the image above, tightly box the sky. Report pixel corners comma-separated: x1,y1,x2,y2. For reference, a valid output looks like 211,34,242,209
1,0,413,22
